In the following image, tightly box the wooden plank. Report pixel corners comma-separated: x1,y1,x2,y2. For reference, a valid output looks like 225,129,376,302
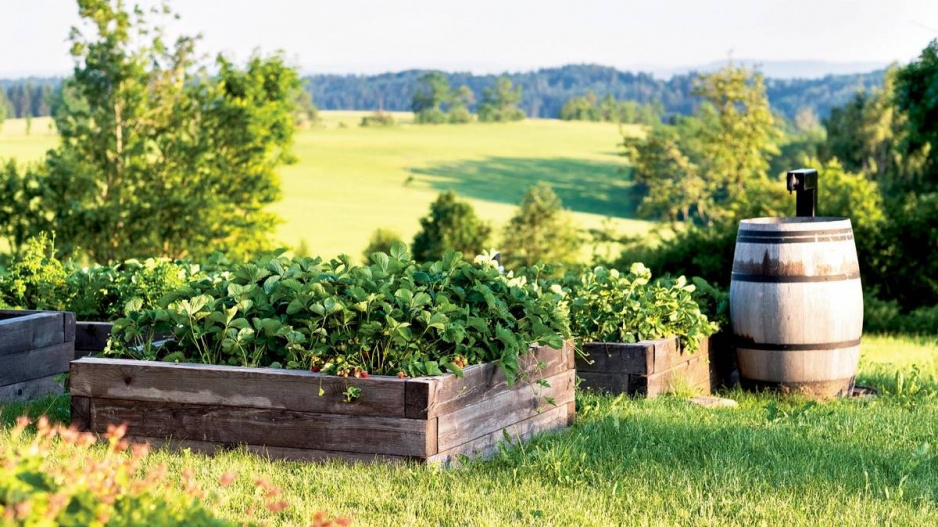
70,358,408,418
0,312,65,357
578,341,654,374
74,321,113,354
630,356,712,397
127,436,415,464
436,369,575,452
0,374,64,403
652,338,680,373
0,342,74,385
63,312,76,344
71,395,91,431
577,371,631,394
88,398,435,458
404,378,438,419
424,343,572,419
428,402,571,464
566,401,576,425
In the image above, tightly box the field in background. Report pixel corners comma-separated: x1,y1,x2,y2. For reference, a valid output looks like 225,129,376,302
0,113,652,261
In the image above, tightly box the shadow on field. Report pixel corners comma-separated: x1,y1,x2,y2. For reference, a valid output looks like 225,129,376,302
411,156,642,219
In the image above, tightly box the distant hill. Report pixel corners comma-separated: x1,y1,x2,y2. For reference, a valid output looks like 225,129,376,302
305,64,886,121
1,65,886,122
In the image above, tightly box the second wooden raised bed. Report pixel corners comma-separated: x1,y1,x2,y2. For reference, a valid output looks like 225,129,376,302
70,341,575,463
0,310,76,402
576,335,726,397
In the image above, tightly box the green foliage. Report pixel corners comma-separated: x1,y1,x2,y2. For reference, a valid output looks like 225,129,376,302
563,263,718,352
359,111,395,127
108,244,570,384
293,84,319,128
894,40,938,191
412,191,491,261
412,72,451,124
0,233,69,310
362,228,404,262
0,234,194,320
622,64,779,224
560,92,662,124
0,418,233,526
9,0,298,262
477,77,525,123
447,86,475,124
501,183,582,268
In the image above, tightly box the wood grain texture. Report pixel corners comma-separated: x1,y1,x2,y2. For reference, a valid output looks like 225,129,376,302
71,396,91,431
427,342,572,419
436,369,575,452
88,398,436,457
0,374,64,402
1,342,74,385
70,358,409,417
578,371,631,394
428,402,571,464
0,312,65,357
578,341,654,374
730,217,863,397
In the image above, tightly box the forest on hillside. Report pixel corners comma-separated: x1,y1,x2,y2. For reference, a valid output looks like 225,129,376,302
1,65,884,122
304,65,886,120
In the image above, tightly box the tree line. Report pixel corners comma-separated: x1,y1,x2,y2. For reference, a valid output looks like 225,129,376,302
2,65,887,125
302,65,885,120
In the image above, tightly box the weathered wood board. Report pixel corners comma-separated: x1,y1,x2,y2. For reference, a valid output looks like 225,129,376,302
0,310,76,402
70,341,576,463
577,336,723,397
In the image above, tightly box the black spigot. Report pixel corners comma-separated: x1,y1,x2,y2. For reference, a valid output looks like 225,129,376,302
786,168,818,217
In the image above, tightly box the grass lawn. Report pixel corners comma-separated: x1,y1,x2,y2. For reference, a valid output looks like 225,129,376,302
0,114,652,262
3,333,937,526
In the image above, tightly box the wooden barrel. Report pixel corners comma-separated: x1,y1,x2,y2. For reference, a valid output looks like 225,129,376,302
729,217,863,398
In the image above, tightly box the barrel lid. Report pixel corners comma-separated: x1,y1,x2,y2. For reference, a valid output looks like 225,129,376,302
739,217,852,232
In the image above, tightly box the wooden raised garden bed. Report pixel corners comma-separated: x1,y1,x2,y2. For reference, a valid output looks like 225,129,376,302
576,335,726,397
74,321,113,358
70,341,575,463
0,310,76,402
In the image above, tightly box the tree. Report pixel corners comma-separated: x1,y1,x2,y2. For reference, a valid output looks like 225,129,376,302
0,90,6,129
363,228,404,262
477,76,525,122
500,183,582,268
293,84,319,128
560,92,600,121
448,85,474,124
621,64,780,224
412,72,450,124
892,42,938,190
412,191,491,261
19,0,298,262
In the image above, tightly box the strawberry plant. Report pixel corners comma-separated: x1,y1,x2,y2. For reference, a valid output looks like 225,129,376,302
108,244,570,383
561,263,718,352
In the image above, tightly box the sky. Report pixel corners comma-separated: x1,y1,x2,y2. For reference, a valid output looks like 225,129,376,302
2,0,938,78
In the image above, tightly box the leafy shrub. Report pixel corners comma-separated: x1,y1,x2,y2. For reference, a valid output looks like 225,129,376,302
359,112,395,127
864,291,938,334
501,183,583,269
108,245,569,383
562,263,718,352
412,191,491,262
0,416,348,526
0,233,70,311
362,229,404,263
0,234,196,320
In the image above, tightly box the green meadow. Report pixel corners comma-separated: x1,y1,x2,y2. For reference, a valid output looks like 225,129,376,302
0,113,652,261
